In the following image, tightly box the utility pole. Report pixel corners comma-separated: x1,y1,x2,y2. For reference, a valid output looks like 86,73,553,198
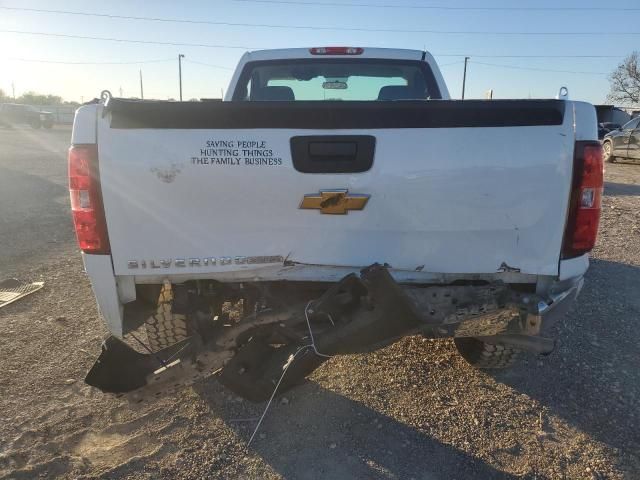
139,69,144,100
461,56,470,100
11,82,15,100
178,54,185,101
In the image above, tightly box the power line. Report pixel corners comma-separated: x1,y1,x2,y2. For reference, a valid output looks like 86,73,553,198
0,29,253,49
0,29,627,59
4,55,235,69
2,6,639,36
437,61,464,67
0,56,614,76
470,61,608,75
5,57,175,65
233,0,640,11
3,56,612,75
183,59,235,70
437,54,622,59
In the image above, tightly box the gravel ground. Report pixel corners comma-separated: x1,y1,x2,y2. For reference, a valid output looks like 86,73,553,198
0,126,639,479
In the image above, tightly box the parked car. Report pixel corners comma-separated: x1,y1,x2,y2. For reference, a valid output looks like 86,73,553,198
0,103,54,129
73,47,602,402
602,117,640,162
598,122,621,140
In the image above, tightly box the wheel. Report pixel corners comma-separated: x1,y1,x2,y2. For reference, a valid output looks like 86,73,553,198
29,118,41,129
602,141,615,163
144,282,189,352
454,337,520,369
43,121,53,129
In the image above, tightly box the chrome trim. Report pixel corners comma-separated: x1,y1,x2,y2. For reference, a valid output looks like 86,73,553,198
126,255,284,269
528,277,583,333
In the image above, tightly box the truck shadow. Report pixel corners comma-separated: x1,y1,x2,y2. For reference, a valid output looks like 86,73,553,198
191,259,638,479
490,258,640,456
194,381,518,480
604,181,640,197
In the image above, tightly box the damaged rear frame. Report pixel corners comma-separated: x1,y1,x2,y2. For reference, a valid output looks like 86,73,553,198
85,264,568,403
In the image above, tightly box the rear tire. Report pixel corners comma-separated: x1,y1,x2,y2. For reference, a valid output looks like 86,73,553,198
29,118,41,129
454,337,520,369
602,141,616,163
144,283,189,352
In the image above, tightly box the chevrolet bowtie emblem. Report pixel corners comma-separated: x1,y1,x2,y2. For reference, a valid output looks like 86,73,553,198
299,189,370,214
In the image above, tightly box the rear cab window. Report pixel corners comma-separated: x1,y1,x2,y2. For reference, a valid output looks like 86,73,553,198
232,59,442,101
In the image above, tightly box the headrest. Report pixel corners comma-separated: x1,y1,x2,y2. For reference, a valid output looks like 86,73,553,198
378,85,422,101
251,86,295,101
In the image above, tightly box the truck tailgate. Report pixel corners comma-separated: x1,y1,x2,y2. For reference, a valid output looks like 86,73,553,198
96,100,574,277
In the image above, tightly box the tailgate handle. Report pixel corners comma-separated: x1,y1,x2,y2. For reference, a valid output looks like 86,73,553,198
309,141,357,158
291,135,376,173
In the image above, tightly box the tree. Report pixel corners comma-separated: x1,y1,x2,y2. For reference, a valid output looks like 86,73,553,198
607,52,640,106
16,91,63,105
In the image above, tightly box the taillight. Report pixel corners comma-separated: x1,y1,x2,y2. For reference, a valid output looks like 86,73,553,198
562,141,603,258
309,47,364,55
68,145,110,254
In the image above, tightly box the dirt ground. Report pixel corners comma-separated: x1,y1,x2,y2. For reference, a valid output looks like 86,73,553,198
0,126,638,479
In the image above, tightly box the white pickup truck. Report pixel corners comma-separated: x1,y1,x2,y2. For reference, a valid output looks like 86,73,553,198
72,47,603,402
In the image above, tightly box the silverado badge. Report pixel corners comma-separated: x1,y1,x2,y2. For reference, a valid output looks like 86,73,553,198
299,189,369,214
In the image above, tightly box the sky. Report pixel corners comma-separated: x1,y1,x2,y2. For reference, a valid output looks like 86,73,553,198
0,0,638,104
